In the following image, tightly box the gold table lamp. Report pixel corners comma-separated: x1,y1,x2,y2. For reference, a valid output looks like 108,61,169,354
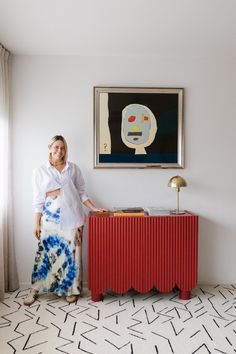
168,176,187,214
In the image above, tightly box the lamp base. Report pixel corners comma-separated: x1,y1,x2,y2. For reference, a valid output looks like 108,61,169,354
170,210,186,215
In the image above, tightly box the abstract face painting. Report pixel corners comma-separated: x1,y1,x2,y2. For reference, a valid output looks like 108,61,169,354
94,87,184,168
121,104,157,154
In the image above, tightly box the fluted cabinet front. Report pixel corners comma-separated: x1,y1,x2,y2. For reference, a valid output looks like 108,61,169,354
88,213,198,301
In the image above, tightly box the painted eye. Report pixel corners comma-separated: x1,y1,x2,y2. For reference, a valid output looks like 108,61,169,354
141,115,149,122
128,115,136,122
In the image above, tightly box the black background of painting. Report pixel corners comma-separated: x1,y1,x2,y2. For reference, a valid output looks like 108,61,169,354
107,92,178,154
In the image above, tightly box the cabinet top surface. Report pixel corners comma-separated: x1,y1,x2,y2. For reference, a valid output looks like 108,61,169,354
89,211,198,218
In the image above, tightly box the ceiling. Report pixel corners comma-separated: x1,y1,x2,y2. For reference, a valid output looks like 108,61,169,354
0,0,236,56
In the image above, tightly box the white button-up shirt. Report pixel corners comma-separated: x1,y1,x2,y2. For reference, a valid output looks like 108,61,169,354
32,161,88,229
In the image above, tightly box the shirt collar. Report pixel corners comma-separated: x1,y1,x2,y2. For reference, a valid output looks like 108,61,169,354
47,161,69,171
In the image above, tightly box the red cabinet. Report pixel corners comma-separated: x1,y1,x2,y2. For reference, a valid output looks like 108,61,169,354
88,212,198,301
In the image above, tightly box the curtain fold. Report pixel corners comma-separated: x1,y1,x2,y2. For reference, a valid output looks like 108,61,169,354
0,44,19,301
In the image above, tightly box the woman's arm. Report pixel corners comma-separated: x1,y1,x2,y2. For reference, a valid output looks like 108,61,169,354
32,168,45,239
73,165,89,203
32,168,45,214
73,164,107,212
83,198,107,212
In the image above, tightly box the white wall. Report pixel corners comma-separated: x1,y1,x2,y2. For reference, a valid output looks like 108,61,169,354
11,55,236,287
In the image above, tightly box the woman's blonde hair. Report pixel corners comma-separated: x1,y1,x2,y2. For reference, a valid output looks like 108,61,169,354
48,135,68,163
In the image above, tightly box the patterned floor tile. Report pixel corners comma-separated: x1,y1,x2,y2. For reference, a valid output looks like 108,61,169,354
0,285,236,354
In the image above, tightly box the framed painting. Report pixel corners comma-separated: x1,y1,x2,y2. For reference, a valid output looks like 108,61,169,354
94,87,184,168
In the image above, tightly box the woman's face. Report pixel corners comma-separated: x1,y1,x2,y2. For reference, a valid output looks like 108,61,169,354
49,140,66,162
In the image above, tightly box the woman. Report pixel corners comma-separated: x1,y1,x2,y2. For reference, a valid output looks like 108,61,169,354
24,135,105,305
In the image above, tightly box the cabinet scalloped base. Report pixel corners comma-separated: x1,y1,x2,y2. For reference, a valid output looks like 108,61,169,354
91,289,191,302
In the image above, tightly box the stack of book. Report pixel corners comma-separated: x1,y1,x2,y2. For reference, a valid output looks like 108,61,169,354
144,207,170,216
112,207,145,217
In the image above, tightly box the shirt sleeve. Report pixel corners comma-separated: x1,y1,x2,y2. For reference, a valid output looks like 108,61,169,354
74,165,89,203
32,168,45,213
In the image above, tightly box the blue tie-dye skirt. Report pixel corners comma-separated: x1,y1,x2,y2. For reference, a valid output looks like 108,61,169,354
31,195,82,296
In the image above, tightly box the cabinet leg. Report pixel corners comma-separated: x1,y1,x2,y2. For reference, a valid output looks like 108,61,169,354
91,293,103,302
179,290,191,300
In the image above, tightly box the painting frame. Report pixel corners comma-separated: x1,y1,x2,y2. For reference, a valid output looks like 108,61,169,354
94,86,184,168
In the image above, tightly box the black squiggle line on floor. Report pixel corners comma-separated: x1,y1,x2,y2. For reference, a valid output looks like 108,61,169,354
104,308,126,318
23,316,49,350
105,339,130,350
81,321,98,345
6,313,33,353
102,325,120,336
151,331,174,353
170,321,184,336
129,332,146,340
86,309,100,321
51,322,74,353
78,341,94,354
192,343,211,354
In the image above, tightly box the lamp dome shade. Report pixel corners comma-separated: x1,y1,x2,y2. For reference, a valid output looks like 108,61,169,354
168,176,187,188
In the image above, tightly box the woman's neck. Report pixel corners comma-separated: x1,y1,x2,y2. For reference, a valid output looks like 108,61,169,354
50,160,65,167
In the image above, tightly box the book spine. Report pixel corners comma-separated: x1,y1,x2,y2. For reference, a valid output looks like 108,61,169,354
113,212,145,217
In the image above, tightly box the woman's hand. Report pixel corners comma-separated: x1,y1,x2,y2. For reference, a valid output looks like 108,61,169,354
83,199,108,213
34,213,42,240
92,207,108,213
33,226,41,240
